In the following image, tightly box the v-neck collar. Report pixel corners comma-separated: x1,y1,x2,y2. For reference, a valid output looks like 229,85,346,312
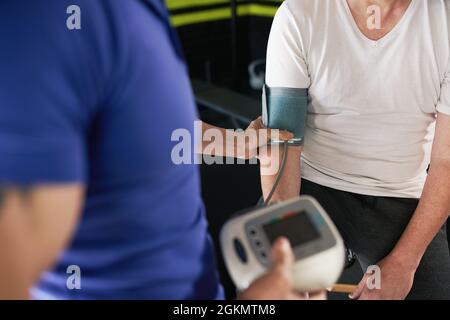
341,0,418,47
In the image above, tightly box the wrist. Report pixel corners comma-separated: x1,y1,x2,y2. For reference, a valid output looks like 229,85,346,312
388,248,422,272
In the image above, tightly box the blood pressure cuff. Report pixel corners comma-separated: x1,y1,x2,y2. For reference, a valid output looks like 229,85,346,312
262,85,309,146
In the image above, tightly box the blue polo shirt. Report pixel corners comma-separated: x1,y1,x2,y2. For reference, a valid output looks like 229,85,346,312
0,0,223,299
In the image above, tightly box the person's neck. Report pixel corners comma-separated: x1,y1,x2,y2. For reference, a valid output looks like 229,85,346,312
346,0,412,41
347,0,412,14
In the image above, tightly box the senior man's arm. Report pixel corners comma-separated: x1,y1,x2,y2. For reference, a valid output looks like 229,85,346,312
260,146,302,203
259,3,310,203
352,112,450,300
0,185,83,299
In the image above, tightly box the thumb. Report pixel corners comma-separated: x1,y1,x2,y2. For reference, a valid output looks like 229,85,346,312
271,237,295,272
349,273,368,300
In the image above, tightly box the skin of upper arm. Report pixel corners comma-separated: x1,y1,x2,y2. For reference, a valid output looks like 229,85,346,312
0,185,84,299
430,113,450,163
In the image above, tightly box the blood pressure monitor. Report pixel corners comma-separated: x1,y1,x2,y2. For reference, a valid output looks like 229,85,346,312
220,196,345,292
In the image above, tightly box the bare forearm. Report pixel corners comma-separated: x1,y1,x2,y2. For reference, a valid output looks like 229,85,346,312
198,122,245,158
0,189,30,298
260,146,302,203
392,160,450,268
0,189,38,298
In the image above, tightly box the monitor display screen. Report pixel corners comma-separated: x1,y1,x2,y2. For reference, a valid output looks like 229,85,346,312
263,211,320,247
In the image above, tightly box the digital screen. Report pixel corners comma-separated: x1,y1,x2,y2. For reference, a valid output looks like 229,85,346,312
263,211,320,247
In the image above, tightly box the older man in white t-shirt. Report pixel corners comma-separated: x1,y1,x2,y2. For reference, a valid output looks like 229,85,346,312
261,0,450,299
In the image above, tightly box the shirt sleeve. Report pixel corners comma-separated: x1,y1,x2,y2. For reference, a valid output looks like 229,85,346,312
437,67,450,115
265,2,311,89
0,3,91,186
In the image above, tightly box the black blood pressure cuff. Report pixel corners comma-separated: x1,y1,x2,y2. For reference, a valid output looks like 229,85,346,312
262,85,309,146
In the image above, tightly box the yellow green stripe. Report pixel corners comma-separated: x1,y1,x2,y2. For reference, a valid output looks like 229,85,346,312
166,0,230,11
238,4,278,17
171,7,231,27
258,0,283,4
170,4,278,27
166,0,283,11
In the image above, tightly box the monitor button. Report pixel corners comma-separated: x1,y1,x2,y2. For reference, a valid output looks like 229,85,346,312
260,251,267,260
249,227,258,237
233,238,248,263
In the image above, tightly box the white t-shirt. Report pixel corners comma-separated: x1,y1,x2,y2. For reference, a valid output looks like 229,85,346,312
266,0,450,198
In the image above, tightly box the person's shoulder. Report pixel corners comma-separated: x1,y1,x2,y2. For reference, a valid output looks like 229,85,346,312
428,0,450,14
425,0,450,31
0,1,127,116
282,0,327,18
0,1,119,52
283,0,320,12
279,0,330,29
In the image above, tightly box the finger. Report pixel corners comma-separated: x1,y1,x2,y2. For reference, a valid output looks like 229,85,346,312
308,291,327,300
265,129,294,145
290,292,309,300
349,274,369,300
270,237,295,271
290,291,326,300
249,116,264,130
254,116,264,128
279,130,294,141
258,128,271,147
358,289,378,301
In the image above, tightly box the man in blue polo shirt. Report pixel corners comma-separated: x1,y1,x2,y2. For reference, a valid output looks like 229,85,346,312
0,0,313,300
